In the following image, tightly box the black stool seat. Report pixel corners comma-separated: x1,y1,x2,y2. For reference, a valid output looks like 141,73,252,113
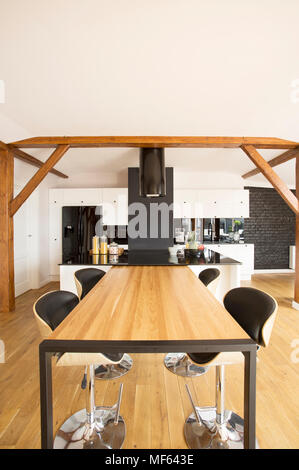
75,268,106,300
223,287,277,347
34,290,79,331
188,286,277,366
198,268,220,287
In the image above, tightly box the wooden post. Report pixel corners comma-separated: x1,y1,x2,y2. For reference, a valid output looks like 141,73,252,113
0,147,15,312
294,156,299,308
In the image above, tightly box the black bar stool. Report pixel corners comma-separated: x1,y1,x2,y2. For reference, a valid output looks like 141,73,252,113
183,286,278,449
74,268,106,300
74,268,133,380
198,268,220,295
164,268,220,377
34,290,126,449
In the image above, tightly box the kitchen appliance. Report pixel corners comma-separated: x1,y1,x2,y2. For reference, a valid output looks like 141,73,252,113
62,206,128,263
139,148,166,197
62,206,101,262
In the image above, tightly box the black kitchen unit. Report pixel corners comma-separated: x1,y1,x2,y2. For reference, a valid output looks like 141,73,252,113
128,167,174,250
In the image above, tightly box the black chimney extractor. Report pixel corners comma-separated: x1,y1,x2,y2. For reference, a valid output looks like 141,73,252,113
139,148,166,197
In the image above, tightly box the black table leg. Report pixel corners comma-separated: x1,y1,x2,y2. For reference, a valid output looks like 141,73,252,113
243,347,257,449
39,345,53,449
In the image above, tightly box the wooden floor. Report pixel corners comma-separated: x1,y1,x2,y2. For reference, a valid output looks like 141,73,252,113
0,273,298,449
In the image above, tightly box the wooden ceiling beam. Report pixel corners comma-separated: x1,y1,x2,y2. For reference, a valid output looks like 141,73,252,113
242,147,299,179
241,145,299,215
10,144,70,216
9,136,299,149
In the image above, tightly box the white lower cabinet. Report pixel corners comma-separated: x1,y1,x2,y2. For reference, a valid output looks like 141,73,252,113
209,244,254,280
188,264,241,303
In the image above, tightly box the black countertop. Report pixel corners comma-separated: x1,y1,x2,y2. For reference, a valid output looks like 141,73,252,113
60,249,241,267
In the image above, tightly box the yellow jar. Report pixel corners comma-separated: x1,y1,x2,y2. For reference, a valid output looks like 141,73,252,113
100,235,108,254
92,236,100,254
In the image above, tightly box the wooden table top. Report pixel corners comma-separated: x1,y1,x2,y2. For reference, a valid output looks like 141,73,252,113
49,266,249,342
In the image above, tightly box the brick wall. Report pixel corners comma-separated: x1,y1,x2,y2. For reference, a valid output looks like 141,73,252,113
244,186,295,269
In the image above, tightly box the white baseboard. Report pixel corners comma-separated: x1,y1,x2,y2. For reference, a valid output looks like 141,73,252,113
254,269,295,274
40,275,59,286
292,300,299,311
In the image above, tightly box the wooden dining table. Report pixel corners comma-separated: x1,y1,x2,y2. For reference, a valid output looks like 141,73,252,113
39,265,257,449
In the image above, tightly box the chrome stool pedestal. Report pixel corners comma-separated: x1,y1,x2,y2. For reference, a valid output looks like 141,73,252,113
164,353,208,377
54,366,125,449
94,353,133,380
184,366,245,449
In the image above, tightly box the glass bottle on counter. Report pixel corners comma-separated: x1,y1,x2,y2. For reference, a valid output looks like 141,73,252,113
100,234,108,255
92,236,100,254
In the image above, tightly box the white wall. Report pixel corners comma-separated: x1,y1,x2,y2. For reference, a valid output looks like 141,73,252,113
0,111,60,292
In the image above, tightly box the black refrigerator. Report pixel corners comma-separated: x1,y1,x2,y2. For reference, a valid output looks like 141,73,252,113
62,206,102,262
62,206,128,263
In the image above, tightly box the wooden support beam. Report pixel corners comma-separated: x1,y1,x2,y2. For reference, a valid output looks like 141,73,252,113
0,147,15,312
241,145,299,215
0,141,68,178
242,147,299,179
9,136,299,149
10,144,70,216
9,145,68,179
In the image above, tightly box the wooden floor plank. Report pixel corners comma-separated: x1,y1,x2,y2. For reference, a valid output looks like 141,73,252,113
0,275,298,448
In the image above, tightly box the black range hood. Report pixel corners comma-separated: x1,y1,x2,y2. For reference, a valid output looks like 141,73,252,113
139,148,166,197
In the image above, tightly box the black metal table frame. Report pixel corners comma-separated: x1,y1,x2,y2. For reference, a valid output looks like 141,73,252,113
39,338,257,449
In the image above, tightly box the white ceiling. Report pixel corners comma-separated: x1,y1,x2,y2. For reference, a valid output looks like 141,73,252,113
0,0,298,187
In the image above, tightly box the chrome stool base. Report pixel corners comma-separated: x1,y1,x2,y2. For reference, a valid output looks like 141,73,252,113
94,354,133,380
164,353,208,377
54,407,126,449
184,407,244,449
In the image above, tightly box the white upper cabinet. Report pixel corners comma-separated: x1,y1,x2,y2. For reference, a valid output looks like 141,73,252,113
174,189,249,218
173,189,203,218
62,188,102,205
232,190,250,218
49,188,102,206
102,188,128,225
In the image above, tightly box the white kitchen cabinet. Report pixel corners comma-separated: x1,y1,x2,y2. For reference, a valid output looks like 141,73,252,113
62,188,102,205
173,189,203,218
102,188,128,225
49,194,62,276
232,190,249,218
289,246,295,269
188,264,241,302
49,188,64,205
199,190,249,218
210,243,254,280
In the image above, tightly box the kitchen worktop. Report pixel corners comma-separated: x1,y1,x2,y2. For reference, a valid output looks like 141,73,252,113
60,248,241,266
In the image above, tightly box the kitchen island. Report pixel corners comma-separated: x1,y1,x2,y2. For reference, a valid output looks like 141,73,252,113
40,265,256,449
60,248,241,302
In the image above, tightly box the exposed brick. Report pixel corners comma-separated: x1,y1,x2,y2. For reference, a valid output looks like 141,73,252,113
244,187,295,269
